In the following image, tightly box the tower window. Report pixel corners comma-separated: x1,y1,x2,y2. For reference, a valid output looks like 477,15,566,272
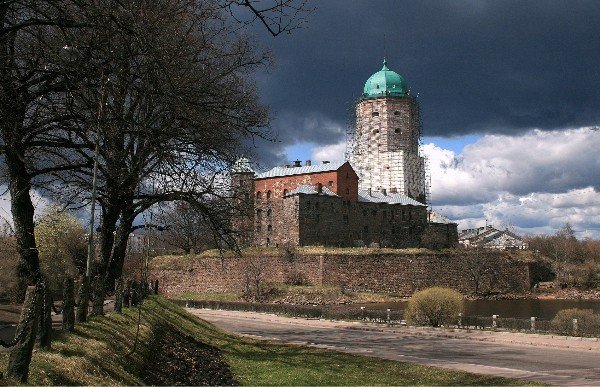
283,189,289,196
328,181,334,187
244,193,250,201
372,111,379,117
373,129,379,134
267,224,272,232
394,111,400,116
266,190,272,199
267,209,272,217
395,128,401,134
256,209,262,219
346,188,350,195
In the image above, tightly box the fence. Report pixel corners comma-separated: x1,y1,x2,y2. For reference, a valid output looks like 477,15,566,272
179,299,600,338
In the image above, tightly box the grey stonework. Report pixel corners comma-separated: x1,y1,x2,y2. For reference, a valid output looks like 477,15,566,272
254,193,429,248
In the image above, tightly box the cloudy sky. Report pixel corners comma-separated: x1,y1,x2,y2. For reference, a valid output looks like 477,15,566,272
247,0,600,237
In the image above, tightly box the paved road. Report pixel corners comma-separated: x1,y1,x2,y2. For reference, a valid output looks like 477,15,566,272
188,308,600,386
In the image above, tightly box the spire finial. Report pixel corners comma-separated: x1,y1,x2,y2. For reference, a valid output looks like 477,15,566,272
382,58,389,70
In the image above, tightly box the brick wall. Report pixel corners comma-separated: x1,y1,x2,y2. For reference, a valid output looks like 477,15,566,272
151,249,530,298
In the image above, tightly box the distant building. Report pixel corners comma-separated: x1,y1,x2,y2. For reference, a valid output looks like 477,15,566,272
458,225,528,250
230,60,457,248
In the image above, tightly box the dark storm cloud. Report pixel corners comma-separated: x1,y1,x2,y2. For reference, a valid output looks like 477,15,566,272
252,0,600,139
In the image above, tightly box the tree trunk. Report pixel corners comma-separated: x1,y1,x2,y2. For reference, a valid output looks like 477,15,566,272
106,212,134,292
62,278,75,332
7,286,41,382
114,277,123,313
75,275,89,323
36,284,52,350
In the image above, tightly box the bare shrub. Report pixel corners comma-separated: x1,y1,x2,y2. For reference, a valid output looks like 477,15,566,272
405,287,463,327
550,308,600,336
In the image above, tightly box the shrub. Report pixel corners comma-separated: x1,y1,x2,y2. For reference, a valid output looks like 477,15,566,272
405,287,463,327
550,308,600,336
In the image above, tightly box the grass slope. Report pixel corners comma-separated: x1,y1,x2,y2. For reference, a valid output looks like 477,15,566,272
1,297,533,385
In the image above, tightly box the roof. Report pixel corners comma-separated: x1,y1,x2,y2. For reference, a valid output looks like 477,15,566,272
363,59,407,99
255,161,346,179
284,185,339,197
357,189,425,206
429,210,455,224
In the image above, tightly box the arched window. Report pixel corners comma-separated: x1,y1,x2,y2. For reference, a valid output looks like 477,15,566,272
267,224,272,232
244,193,250,201
394,111,400,116
266,190,272,199
372,111,379,117
283,189,289,196
256,191,262,199
256,209,262,219
346,188,350,195
267,209,272,217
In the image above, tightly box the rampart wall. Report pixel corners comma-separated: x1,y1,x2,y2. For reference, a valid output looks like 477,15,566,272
151,249,531,298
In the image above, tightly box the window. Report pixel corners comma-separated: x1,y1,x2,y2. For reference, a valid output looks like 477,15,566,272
343,214,349,224
256,209,262,219
256,225,261,232
256,191,262,199
328,181,334,187
244,193,250,201
363,225,369,234
362,209,367,216
267,209,272,217
283,189,289,196
372,209,377,216
373,129,379,134
266,190,272,199
346,188,350,195
395,128,401,134
394,111,400,116
372,111,379,117
267,224,272,232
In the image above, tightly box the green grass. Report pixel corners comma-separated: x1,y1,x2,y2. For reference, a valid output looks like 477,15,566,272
1,297,535,385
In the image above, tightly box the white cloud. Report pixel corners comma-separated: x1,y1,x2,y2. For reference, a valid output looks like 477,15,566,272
0,184,53,227
425,128,600,237
311,140,346,164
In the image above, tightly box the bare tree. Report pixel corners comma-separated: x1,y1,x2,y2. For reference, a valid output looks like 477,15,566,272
157,202,216,254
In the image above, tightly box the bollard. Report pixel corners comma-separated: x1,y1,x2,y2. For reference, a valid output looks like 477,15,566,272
573,318,578,336
386,308,391,325
360,306,365,320
530,316,536,332
492,314,498,329
458,313,463,328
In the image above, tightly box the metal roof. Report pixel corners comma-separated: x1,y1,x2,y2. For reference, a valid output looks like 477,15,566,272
284,185,339,197
357,189,425,206
363,59,407,99
255,161,346,179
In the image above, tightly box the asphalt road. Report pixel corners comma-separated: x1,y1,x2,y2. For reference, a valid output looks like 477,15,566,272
188,308,600,386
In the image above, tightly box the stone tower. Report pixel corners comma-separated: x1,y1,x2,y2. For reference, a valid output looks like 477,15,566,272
230,157,255,247
348,60,426,203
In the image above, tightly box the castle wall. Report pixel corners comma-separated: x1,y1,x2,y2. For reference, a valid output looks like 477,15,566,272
151,250,531,297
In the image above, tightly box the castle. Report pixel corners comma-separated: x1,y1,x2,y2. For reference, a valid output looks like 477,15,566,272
231,60,457,248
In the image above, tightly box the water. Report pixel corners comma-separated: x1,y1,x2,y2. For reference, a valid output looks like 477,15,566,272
353,299,600,320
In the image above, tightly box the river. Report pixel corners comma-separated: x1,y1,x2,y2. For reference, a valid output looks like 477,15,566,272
353,299,600,320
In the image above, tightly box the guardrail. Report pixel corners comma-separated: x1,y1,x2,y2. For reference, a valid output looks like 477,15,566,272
178,299,600,338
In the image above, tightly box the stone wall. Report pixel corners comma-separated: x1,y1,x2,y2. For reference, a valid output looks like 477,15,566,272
151,249,531,298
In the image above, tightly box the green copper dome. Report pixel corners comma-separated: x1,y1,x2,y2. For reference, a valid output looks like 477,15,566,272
363,59,407,99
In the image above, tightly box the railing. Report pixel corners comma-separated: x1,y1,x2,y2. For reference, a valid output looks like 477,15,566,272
179,299,600,338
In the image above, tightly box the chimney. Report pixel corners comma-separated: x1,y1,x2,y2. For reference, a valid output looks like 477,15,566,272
322,160,330,164
317,183,323,193
368,188,372,196
294,160,301,167
382,188,387,196
305,160,312,166
284,164,290,168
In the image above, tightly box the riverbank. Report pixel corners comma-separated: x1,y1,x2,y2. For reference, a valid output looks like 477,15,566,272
0,296,525,386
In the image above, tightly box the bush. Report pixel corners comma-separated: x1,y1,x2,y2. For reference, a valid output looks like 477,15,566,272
550,308,600,336
405,287,463,327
